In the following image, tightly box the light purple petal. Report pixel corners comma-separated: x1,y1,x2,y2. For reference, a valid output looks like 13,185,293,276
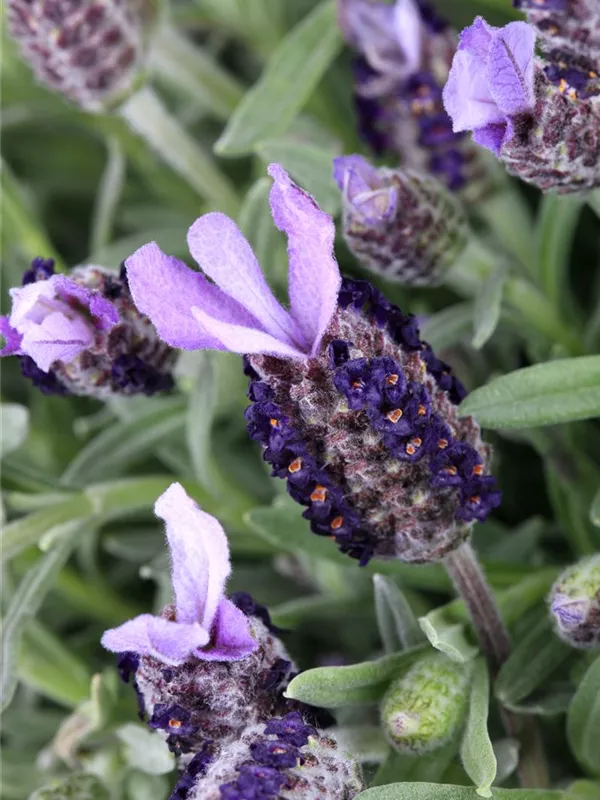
101,614,210,665
333,155,383,193
458,16,496,56
155,483,231,631
443,50,505,132
9,279,64,328
191,308,307,359
187,213,303,348
20,311,93,372
0,317,23,356
394,0,423,73
473,122,508,154
338,0,408,76
194,598,257,662
268,164,341,356
488,22,536,115
54,276,119,330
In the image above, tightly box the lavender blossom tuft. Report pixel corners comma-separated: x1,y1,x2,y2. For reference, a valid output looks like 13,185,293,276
334,154,467,286
443,16,600,193
6,0,154,111
549,554,600,649
0,260,175,398
123,165,501,568
173,712,363,800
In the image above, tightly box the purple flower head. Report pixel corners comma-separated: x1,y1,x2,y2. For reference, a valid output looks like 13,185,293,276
125,164,341,361
1,274,118,372
443,17,537,154
334,154,467,287
549,554,600,648
513,1,568,10
102,483,257,665
263,712,316,747
149,703,199,737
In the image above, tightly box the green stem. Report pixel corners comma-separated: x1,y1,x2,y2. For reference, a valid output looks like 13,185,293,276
119,86,239,215
476,186,536,279
90,135,125,255
587,189,600,219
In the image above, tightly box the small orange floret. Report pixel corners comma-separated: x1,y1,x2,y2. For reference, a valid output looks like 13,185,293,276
472,464,484,476
169,719,182,729
469,495,481,505
331,516,344,530
270,418,280,428
310,485,328,503
417,404,427,416
438,438,449,449
386,373,399,386
288,457,303,474
386,408,403,424
444,466,458,476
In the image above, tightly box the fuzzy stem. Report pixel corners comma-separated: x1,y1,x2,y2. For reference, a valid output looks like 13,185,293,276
444,542,550,789
444,541,510,675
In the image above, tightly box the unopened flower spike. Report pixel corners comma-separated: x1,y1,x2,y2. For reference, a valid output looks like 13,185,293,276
381,652,472,754
549,554,600,649
514,0,600,64
0,260,175,398
169,713,363,800
102,483,295,748
124,164,501,568
334,154,467,287
443,16,600,193
338,0,492,198
6,0,156,111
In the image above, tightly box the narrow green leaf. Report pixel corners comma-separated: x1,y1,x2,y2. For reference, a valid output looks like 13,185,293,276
120,87,239,214
0,403,29,459
284,645,427,708
186,353,218,490
472,264,506,350
372,743,458,787
215,1,342,156
255,135,341,216
238,177,287,288
459,356,600,429
1,527,80,711
496,613,572,707
30,774,109,800
590,487,600,527
150,26,243,121
373,574,425,654
567,780,600,800
477,186,535,275
421,303,473,352
61,398,186,486
116,724,175,775
418,609,478,664
535,194,583,311
90,135,125,253
331,725,389,763
357,784,564,800
461,659,496,798
567,654,600,776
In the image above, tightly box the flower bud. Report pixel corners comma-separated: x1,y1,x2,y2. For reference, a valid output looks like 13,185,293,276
170,712,363,800
6,0,154,111
0,259,175,398
334,154,467,287
443,16,600,193
513,0,600,63
549,554,600,649
338,0,492,198
380,653,472,754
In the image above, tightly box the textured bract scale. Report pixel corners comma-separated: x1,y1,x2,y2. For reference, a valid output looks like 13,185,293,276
380,653,472,754
176,715,363,800
515,0,600,63
134,610,295,751
6,0,153,111
501,67,600,193
549,554,600,648
245,279,500,566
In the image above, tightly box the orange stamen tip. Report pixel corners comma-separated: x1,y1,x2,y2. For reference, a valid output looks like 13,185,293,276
472,465,484,476
417,404,426,416
469,496,481,504
438,438,449,449
444,466,458,476
169,719,182,729
331,516,344,530
310,485,328,503
386,408,403,423
288,457,303,474
269,418,280,427
386,374,399,385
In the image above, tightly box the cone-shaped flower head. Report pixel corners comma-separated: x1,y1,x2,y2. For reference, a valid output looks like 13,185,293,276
0,260,175,397
549,554,600,649
443,16,600,193
338,0,491,197
514,0,600,63
380,653,472,754
169,712,363,800
125,165,501,567
6,0,154,111
103,483,294,747
334,154,467,287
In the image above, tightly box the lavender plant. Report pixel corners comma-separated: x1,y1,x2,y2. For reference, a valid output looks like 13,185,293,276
2,1,600,800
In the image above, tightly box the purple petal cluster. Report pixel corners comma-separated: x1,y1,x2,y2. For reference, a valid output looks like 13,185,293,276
0,259,175,398
339,0,488,193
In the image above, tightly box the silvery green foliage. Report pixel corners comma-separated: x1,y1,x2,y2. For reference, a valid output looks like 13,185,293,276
6,0,153,111
549,554,600,648
380,653,472,754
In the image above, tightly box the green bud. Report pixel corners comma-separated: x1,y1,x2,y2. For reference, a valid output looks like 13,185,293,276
380,653,472,754
549,554,600,649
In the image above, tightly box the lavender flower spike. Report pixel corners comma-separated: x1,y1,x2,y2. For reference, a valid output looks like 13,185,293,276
124,165,500,566
125,164,340,361
102,483,257,665
443,18,536,155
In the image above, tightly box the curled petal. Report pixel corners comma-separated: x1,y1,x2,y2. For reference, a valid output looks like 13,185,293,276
192,308,307,359
101,614,210,666
268,164,341,355
443,50,505,132
488,22,536,115
54,275,119,329
155,482,230,631
20,311,94,372
194,598,258,662
458,16,496,56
